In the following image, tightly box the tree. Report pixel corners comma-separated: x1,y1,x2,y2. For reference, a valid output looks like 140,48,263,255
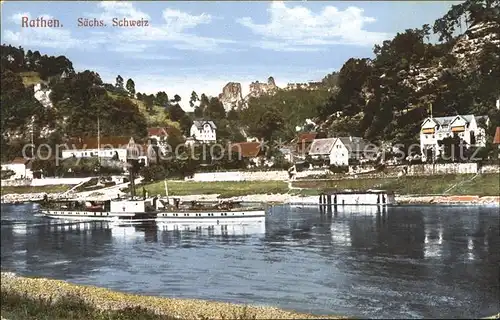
194,93,209,118
189,91,199,109
179,114,193,136
227,108,239,122
144,94,155,113
204,97,226,120
168,103,186,122
115,75,124,90
126,78,135,98
139,164,166,183
171,94,181,103
1,70,44,141
155,91,169,107
433,0,499,42
437,135,467,162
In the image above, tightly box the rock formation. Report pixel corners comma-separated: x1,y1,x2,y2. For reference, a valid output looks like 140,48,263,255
451,20,499,69
247,76,278,99
406,20,500,92
219,82,244,111
34,83,53,109
219,76,282,110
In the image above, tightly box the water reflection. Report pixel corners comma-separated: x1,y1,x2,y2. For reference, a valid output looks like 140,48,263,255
1,203,499,319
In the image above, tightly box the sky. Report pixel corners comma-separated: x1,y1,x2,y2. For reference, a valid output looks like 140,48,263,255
1,1,461,110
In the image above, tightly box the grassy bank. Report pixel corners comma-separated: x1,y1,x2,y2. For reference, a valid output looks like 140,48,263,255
0,185,73,195
293,174,500,196
132,174,499,198
0,273,339,320
131,181,289,198
1,290,173,320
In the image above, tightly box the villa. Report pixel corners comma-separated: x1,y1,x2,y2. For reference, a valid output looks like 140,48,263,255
308,137,373,166
420,114,489,159
189,120,217,144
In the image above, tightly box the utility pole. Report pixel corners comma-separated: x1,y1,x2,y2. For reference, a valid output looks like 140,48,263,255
31,115,35,159
97,113,101,185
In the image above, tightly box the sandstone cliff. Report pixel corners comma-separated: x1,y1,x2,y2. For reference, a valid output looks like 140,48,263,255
219,76,280,110
247,76,278,98
219,82,244,111
405,20,500,93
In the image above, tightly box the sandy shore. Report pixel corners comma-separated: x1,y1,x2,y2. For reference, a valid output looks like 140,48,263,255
1,191,499,206
0,272,341,319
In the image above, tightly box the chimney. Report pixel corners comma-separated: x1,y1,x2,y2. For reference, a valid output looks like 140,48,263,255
496,97,500,110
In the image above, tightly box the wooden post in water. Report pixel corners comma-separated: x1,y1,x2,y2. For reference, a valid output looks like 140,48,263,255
319,193,324,214
327,194,332,214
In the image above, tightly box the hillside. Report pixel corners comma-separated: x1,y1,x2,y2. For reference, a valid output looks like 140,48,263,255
314,0,500,148
0,46,191,162
2,0,499,163
106,92,180,129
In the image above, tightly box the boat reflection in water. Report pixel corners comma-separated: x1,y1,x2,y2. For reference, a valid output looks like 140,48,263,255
109,221,266,244
157,221,266,235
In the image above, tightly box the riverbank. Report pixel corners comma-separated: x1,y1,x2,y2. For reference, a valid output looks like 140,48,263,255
293,173,500,196
0,272,340,320
2,191,497,206
1,174,498,205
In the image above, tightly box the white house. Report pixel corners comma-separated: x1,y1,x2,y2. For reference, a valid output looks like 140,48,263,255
308,137,373,166
147,126,182,154
61,137,156,166
147,127,169,144
420,114,489,159
1,157,33,180
190,120,217,143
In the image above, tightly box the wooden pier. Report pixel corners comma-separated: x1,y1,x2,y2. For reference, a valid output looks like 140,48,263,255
317,190,394,214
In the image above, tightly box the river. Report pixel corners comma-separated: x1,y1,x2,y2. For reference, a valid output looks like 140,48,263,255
1,203,498,319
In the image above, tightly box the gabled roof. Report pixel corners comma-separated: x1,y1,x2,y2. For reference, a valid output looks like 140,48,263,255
10,157,31,165
297,133,317,143
193,120,217,130
336,137,371,152
230,142,262,158
421,115,489,129
147,126,181,137
494,127,500,144
295,132,327,144
308,138,336,155
147,127,167,136
66,136,133,150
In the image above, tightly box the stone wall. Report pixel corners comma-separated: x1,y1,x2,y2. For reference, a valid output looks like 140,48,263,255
1,179,32,187
186,170,330,182
480,164,500,173
186,163,494,182
30,177,89,186
408,163,479,175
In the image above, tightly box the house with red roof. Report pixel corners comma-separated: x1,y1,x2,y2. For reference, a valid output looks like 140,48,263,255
494,127,500,144
230,142,270,168
147,126,182,143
